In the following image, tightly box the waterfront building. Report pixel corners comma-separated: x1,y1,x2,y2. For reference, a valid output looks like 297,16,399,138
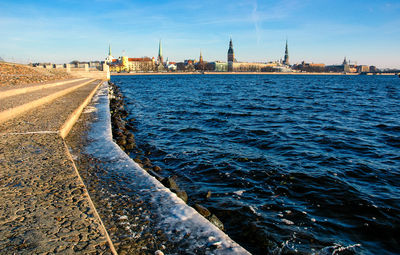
325,57,371,73
167,62,177,71
209,61,228,72
370,66,377,72
283,40,290,66
227,38,235,72
357,65,370,73
292,62,325,72
108,56,155,72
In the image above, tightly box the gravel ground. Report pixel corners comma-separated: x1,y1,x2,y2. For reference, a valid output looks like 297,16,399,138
0,77,113,254
0,63,73,87
0,133,112,254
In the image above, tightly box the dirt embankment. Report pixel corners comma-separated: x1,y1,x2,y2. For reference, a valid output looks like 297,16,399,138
0,62,73,87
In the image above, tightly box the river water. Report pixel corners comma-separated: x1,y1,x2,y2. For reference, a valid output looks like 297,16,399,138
111,74,399,255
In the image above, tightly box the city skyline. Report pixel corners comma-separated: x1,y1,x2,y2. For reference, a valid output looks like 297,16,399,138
1,0,400,68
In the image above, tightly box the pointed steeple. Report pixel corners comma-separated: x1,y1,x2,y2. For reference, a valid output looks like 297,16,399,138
199,50,203,63
227,37,235,71
105,44,114,63
343,57,348,65
285,40,288,54
158,40,163,64
228,38,233,53
283,39,289,65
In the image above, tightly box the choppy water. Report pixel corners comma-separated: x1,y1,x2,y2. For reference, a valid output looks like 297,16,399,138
111,74,400,255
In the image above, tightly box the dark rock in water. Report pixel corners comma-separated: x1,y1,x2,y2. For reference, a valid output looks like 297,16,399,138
116,138,126,147
174,189,188,203
125,142,136,150
161,177,179,190
194,204,211,217
147,170,164,182
208,214,224,231
142,157,152,168
125,136,136,150
113,130,125,138
133,158,142,164
126,137,135,144
153,166,162,172
206,191,212,199
120,110,128,118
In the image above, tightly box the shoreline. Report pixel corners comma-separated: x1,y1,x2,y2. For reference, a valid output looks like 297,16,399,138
66,81,250,254
111,71,399,76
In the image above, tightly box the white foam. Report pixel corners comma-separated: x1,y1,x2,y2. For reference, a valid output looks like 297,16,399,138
85,82,250,254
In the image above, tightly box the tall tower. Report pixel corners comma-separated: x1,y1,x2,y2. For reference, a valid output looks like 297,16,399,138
158,40,163,64
199,50,203,63
227,38,234,72
283,40,289,66
105,44,114,63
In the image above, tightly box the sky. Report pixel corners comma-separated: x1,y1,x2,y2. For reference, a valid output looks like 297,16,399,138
1,0,399,68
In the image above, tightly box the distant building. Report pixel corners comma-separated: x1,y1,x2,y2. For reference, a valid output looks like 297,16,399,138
210,61,228,72
357,65,370,73
108,56,155,72
292,62,325,72
167,62,177,71
227,38,235,72
283,40,289,66
105,44,114,64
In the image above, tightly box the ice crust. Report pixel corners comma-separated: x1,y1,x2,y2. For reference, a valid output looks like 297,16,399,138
85,82,250,254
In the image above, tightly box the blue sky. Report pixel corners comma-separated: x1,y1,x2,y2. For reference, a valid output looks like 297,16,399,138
1,0,399,68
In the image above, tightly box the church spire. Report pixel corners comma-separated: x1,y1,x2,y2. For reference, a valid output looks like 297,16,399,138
199,50,203,63
158,40,163,64
108,44,112,56
283,40,289,65
227,37,235,72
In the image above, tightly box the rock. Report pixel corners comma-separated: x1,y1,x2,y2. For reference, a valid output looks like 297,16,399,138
142,157,152,167
194,204,211,217
116,138,126,147
154,250,164,255
148,170,164,182
206,191,212,199
161,177,179,190
174,190,188,203
153,165,162,172
208,214,224,231
125,139,136,150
